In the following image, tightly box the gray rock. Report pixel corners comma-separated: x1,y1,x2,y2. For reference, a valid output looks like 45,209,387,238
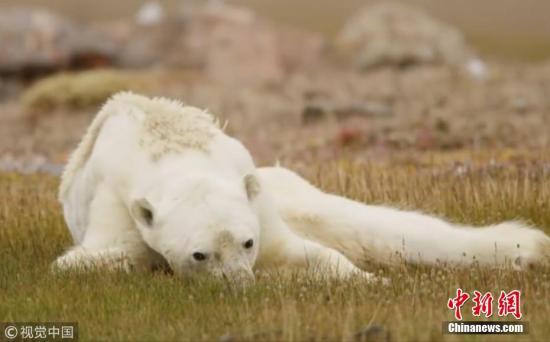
0,6,116,77
336,3,473,69
0,154,63,175
111,2,325,85
354,324,391,342
302,100,393,125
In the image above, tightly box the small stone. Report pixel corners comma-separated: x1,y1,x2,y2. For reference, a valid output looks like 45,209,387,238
512,98,529,113
334,102,393,120
302,104,328,125
337,127,362,146
136,2,165,26
415,127,435,150
218,334,235,342
434,118,449,133
466,58,488,80
354,324,391,342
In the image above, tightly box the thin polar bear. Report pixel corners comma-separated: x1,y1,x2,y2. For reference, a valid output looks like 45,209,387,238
54,92,550,280
55,92,370,281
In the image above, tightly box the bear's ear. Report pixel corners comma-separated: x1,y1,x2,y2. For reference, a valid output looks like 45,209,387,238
130,198,155,228
244,174,260,201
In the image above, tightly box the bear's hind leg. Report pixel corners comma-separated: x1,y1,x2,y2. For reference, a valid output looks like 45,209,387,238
256,211,379,281
286,236,379,281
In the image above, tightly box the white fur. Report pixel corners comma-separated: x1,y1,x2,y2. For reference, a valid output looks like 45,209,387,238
258,166,550,270
55,92,368,281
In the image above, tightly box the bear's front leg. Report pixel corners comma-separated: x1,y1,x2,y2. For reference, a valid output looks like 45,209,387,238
56,182,166,273
53,246,134,272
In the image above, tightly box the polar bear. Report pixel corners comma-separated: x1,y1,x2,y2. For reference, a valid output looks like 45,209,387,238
55,92,369,281
55,92,550,280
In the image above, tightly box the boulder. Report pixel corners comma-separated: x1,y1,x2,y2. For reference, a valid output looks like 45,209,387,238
336,3,473,69
0,7,116,77
112,2,325,85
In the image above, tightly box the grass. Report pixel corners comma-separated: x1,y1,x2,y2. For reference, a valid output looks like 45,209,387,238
1,154,549,341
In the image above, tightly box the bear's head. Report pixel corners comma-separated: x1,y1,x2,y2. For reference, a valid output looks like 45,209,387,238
130,174,261,282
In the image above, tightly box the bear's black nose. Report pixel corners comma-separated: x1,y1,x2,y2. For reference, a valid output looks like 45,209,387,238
243,239,254,249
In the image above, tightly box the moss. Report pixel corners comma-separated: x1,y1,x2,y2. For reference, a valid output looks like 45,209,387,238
21,69,149,110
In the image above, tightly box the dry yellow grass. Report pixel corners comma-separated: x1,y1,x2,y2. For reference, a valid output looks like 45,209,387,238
1,155,549,341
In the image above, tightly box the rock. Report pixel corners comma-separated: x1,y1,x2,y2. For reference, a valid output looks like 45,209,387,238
337,126,362,146
302,100,393,125
218,334,235,342
0,6,116,78
0,153,63,175
465,58,488,80
354,324,391,342
111,2,325,85
302,104,328,125
415,127,436,149
334,101,393,120
336,3,473,69
185,2,284,85
0,77,22,101
108,18,193,69
512,97,529,113
136,2,165,26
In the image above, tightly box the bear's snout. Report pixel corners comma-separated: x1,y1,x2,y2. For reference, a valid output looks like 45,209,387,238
220,266,255,285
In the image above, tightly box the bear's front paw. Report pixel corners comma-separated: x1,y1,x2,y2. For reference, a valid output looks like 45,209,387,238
51,247,134,273
51,248,88,272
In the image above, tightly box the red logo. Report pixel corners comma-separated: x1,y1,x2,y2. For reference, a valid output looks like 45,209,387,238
472,291,494,317
447,289,522,320
498,290,522,319
447,288,470,320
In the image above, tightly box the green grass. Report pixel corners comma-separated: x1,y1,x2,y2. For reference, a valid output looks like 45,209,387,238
1,155,549,341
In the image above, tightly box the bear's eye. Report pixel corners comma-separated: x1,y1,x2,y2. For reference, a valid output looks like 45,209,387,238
192,252,207,261
243,239,254,249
